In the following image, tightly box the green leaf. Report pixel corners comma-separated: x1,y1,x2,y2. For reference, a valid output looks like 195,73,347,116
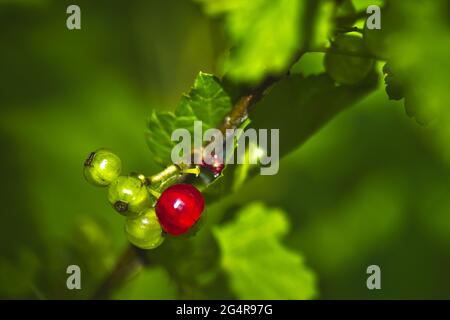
351,0,384,11
176,72,232,129
146,72,232,165
197,0,306,83
146,112,178,166
0,248,40,298
213,202,317,299
311,0,336,48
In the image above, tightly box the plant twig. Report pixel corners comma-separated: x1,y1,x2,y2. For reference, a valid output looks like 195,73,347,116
93,245,148,299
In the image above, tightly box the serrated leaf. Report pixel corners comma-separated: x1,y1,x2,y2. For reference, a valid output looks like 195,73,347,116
213,202,317,299
146,111,177,165
176,72,232,129
197,0,305,83
146,72,232,166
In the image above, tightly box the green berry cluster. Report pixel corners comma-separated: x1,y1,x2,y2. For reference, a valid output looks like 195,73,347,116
84,149,164,249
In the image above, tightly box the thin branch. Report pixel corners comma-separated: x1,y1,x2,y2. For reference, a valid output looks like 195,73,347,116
92,245,148,299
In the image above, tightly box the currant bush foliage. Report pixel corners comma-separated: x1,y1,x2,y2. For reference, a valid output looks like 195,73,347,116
177,72,232,129
146,72,232,165
382,63,404,101
362,1,450,126
213,202,316,299
197,0,304,83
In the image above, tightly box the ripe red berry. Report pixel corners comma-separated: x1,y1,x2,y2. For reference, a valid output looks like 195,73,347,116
201,153,224,177
155,184,205,236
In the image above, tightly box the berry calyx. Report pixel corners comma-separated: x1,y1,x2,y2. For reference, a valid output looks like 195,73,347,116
125,208,164,249
155,184,205,236
107,175,151,217
84,149,122,186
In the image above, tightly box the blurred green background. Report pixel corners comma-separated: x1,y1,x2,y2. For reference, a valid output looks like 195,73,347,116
1,0,450,299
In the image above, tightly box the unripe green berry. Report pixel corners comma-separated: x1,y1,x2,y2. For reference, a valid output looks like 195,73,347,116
84,149,122,186
324,34,374,85
107,175,150,217
125,208,164,249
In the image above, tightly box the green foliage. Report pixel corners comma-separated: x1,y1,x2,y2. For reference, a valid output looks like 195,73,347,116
213,202,316,299
324,34,374,85
176,72,232,129
146,72,232,165
382,63,405,101
363,4,401,60
197,0,305,83
351,0,384,11
311,0,336,48
114,267,177,300
364,1,450,127
146,112,196,166
295,174,406,273
0,249,40,298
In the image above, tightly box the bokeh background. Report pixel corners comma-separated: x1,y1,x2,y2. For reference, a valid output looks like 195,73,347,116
1,0,450,299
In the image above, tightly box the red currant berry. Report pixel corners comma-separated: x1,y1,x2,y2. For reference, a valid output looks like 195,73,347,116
155,184,205,236
201,153,224,177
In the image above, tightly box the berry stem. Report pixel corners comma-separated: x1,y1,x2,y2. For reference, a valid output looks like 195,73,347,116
92,245,148,299
148,165,180,185
147,187,161,199
181,166,200,177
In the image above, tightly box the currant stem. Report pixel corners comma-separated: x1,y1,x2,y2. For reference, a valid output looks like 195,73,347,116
148,165,179,184
181,166,200,177
147,187,161,199
93,245,147,299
